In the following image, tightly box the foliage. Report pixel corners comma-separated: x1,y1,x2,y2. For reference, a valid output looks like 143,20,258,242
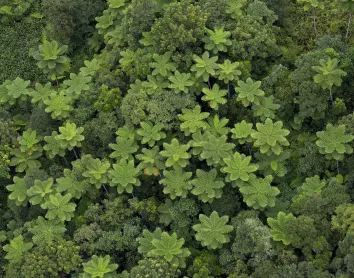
251,118,290,156
191,52,219,82
300,175,326,196
202,84,227,110
203,27,232,54
221,152,258,184
217,59,242,84
160,138,191,168
149,52,177,77
30,40,70,80
178,105,210,136
160,166,193,199
236,78,265,107
316,124,354,160
41,193,77,222
3,235,33,263
191,169,225,203
108,159,140,194
168,71,195,94
136,121,166,147
200,134,235,166
193,211,233,249
82,255,118,278
239,175,280,209
27,178,54,205
56,122,85,150
137,228,191,268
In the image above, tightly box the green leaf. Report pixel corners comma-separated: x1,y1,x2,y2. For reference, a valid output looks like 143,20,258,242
207,115,230,136
193,211,233,249
267,212,296,245
203,27,232,54
108,159,140,194
64,73,92,98
236,78,265,107
200,134,235,166
160,138,191,168
81,155,110,188
312,58,346,90
27,178,54,205
221,152,258,183
5,77,31,99
137,121,166,147
6,176,28,206
3,235,33,263
56,169,88,199
191,52,219,82
109,137,138,161
80,58,101,77
18,129,41,152
217,59,242,84
10,148,42,173
160,166,192,199
56,122,85,150
43,131,66,159
202,83,227,109
178,105,210,136
136,146,165,176
300,175,326,196
41,193,76,222
231,120,254,144
191,169,224,203
83,255,118,278
252,95,280,121
239,175,279,209
44,91,73,120
149,52,177,77
168,70,195,94
28,216,66,245
316,124,354,161
251,118,290,156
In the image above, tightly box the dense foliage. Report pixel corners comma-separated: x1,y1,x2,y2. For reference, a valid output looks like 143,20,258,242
1,0,354,277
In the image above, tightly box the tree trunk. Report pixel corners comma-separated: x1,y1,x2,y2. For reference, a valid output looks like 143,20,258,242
313,9,318,37
336,160,340,175
329,87,333,104
346,13,352,40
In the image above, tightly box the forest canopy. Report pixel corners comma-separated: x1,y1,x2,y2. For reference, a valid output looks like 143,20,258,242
1,0,354,277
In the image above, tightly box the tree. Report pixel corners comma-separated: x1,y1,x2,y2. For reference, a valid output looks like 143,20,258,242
5,77,31,103
82,255,118,278
27,178,54,205
200,134,235,166
207,115,230,136
109,137,138,161
136,121,166,147
6,176,28,206
178,105,210,136
44,91,73,120
64,72,92,98
160,138,191,168
3,235,33,263
251,118,290,156
252,95,280,121
30,82,53,108
312,58,346,103
149,52,177,77
28,216,66,245
160,166,193,199
10,147,42,173
217,60,242,97
221,152,258,184
300,175,326,196
56,122,85,151
193,211,233,249
41,193,76,222
316,124,354,174
203,27,232,54
231,120,254,145
30,40,70,80
267,211,297,245
137,228,190,268
191,52,219,82
168,71,195,94
136,146,165,176
108,158,141,194
297,0,325,37
202,83,227,110
56,169,88,199
43,131,66,159
236,78,265,107
191,169,225,203
239,175,279,209
81,155,111,189
337,0,354,39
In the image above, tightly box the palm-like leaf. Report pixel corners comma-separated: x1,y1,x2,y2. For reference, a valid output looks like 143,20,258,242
193,211,233,249
191,169,224,203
